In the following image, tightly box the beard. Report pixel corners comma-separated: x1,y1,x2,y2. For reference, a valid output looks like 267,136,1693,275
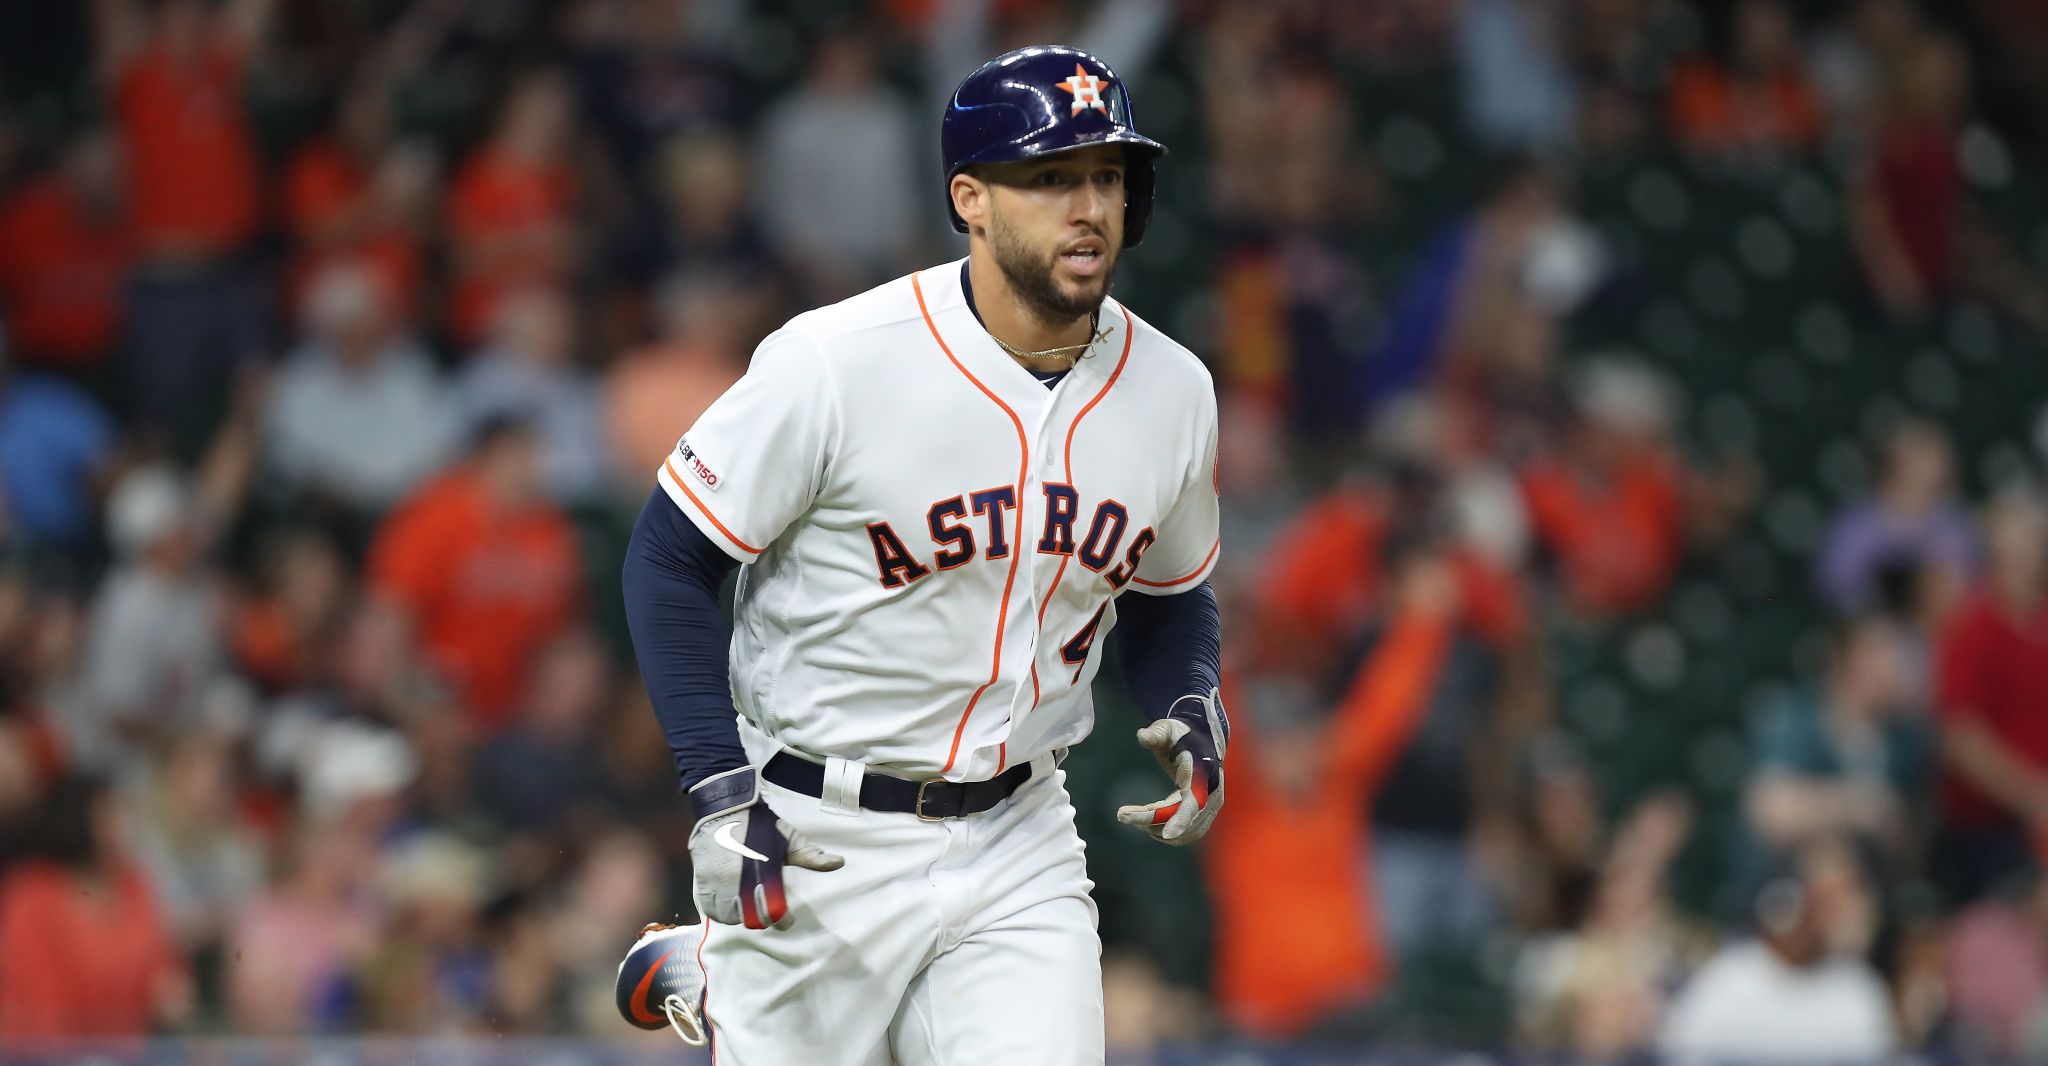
990,218,1116,326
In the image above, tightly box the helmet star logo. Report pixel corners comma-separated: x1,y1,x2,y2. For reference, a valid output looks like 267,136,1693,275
1057,64,1108,116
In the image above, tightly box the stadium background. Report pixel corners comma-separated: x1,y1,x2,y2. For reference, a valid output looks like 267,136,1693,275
4,0,2048,1060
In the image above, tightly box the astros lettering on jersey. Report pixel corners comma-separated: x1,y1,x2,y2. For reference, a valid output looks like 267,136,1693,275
655,260,1220,782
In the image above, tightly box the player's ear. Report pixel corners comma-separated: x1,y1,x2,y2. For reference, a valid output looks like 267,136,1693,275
951,170,990,235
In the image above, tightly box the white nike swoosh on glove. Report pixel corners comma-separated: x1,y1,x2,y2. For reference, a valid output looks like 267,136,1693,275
714,822,770,862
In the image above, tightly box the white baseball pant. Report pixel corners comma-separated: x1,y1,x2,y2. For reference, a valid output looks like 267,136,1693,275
694,757,1104,1064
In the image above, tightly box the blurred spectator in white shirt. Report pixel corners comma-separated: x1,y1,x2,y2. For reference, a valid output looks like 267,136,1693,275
1456,0,1579,153
72,466,223,771
1660,840,1897,1064
124,729,263,955
755,32,921,300
455,287,609,507
265,262,456,517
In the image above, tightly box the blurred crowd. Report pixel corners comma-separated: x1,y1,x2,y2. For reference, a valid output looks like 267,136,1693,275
5,0,2048,1059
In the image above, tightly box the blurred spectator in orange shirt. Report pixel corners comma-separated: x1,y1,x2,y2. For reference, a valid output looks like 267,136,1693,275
0,773,192,1038
1257,397,1532,681
1519,360,1687,618
104,0,266,258
281,79,434,323
1260,478,1528,670
445,71,579,347
368,416,583,730
1259,400,1544,966
1206,554,1456,1037
1668,0,1824,157
604,272,753,491
0,128,135,371
101,0,273,457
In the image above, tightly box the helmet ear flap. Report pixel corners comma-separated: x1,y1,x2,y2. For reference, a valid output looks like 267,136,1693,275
946,166,971,234
1122,155,1156,249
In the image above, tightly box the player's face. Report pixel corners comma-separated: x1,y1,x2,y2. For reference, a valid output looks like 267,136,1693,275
985,146,1126,322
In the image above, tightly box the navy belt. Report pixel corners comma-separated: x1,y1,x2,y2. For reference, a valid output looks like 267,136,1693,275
762,752,1036,821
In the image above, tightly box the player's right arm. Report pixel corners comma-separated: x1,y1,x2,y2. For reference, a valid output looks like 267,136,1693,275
622,490,749,793
621,326,843,929
625,494,840,929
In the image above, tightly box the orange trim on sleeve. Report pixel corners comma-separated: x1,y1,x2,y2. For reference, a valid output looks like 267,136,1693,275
914,271,1032,774
1131,538,1220,588
663,457,763,555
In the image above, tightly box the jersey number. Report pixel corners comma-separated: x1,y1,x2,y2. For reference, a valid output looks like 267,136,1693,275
1060,603,1109,685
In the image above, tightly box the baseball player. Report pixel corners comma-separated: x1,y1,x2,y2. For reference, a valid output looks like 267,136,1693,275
618,45,1225,1064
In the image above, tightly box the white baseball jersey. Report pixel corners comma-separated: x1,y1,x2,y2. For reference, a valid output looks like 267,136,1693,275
656,259,1220,782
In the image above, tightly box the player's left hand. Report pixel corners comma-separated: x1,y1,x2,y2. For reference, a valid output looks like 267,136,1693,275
1116,687,1227,846
686,768,844,930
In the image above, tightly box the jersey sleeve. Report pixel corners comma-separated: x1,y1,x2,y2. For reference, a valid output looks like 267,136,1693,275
1129,386,1221,594
655,326,836,562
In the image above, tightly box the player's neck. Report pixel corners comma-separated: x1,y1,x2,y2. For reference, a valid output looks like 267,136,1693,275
966,255,1095,374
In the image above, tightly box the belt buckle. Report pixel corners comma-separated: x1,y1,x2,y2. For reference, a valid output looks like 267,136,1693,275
915,779,945,822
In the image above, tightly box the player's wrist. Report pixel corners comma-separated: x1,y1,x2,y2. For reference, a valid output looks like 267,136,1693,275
1165,692,1209,724
687,764,759,819
1166,686,1228,747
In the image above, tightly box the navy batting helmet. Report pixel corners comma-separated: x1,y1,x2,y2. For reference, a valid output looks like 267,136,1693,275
942,45,1168,248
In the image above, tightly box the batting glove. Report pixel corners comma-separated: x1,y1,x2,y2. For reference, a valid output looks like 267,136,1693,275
687,767,844,929
1116,687,1228,846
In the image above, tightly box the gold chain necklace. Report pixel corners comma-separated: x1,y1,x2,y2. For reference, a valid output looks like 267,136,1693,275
986,310,1108,367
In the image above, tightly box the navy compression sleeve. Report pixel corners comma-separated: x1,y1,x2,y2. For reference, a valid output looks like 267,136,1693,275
1112,580,1223,720
622,487,750,792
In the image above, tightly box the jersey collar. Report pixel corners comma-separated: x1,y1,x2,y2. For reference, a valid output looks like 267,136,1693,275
922,258,1125,405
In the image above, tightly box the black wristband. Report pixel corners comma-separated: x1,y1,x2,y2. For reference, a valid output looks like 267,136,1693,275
687,765,758,818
